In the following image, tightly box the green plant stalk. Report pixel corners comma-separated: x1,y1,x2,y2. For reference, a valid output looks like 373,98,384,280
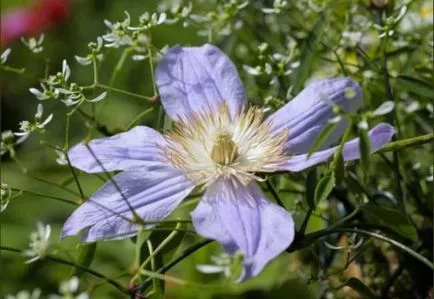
304,228,433,270
0,246,128,294
376,133,433,154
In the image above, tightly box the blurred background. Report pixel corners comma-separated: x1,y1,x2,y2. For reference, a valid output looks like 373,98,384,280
1,0,433,298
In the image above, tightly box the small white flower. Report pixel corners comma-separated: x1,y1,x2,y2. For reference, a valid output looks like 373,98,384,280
5,289,41,299
48,277,89,299
87,91,107,103
197,253,233,278
243,65,261,76
55,150,68,165
14,104,53,137
1,48,11,64
262,0,288,14
23,222,52,263
358,120,369,130
1,183,11,212
21,34,45,53
62,60,71,82
372,101,395,117
75,55,92,65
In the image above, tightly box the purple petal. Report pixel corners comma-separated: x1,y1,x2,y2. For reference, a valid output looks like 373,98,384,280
68,126,167,173
62,168,194,242
156,44,245,121
280,123,395,172
191,178,294,279
266,78,362,153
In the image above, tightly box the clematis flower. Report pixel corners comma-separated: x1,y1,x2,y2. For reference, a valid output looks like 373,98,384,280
62,44,394,280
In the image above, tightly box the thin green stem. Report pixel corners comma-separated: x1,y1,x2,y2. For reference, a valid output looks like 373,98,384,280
304,228,433,270
125,107,154,130
9,188,78,205
379,11,405,215
330,119,354,172
265,179,285,208
65,153,86,201
96,83,153,101
376,133,433,154
0,65,26,74
139,223,182,271
147,33,157,95
139,240,213,291
64,99,85,151
298,209,313,236
0,246,128,294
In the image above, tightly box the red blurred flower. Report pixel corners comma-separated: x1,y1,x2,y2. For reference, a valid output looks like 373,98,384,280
1,0,71,46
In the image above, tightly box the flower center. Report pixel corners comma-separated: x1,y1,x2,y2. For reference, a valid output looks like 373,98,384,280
211,132,238,165
163,103,289,186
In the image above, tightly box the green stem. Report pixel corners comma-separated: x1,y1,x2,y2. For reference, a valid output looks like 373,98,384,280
96,83,153,101
147,33,157,95
139,223,182,272
304,228,433,270
10,188,78,205
125,107,154,130
0,65,26,74
265,179,285,208
330,119,354,172
376,133,433,154
139,240,213,291
0,246,128,294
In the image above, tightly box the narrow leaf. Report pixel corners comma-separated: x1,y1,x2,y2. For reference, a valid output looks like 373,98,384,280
71,243,96,278
363,205,418,241
397,75,434,100
346,277,379,299
291,15,325,94
305,168,317,209
314,174,335,203
334,153,345,186
308,121,338,158
359,128,371,172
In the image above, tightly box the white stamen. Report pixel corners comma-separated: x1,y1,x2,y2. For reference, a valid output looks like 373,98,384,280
163,103,288,186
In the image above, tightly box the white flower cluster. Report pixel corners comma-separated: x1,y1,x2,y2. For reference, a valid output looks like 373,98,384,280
29,60,106,106
21,34,45,54
48,277,89,299
5,289,41,299
23,222,52,264
1,183,12,212
191,0,248,37
160,1,193,27
196,252,244,280
1,130,28,156
1,48,11,64
75,37,104,66
243,41,300,85
14,104,53,138
5,277,89,299
262,0,288,14
373,5,407,39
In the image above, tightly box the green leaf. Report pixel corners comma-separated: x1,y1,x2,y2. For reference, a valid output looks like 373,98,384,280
334,153,345,186
363,204,418,241
291,15,325,94
314,174,335,203
71,243,96,278
359,128,371,172
346,277,379,299
308,121,339,158
305,168,317,209
396,75,434,100
140,224,187,296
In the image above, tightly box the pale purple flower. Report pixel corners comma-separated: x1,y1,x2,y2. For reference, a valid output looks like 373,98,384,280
62,44,394,280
